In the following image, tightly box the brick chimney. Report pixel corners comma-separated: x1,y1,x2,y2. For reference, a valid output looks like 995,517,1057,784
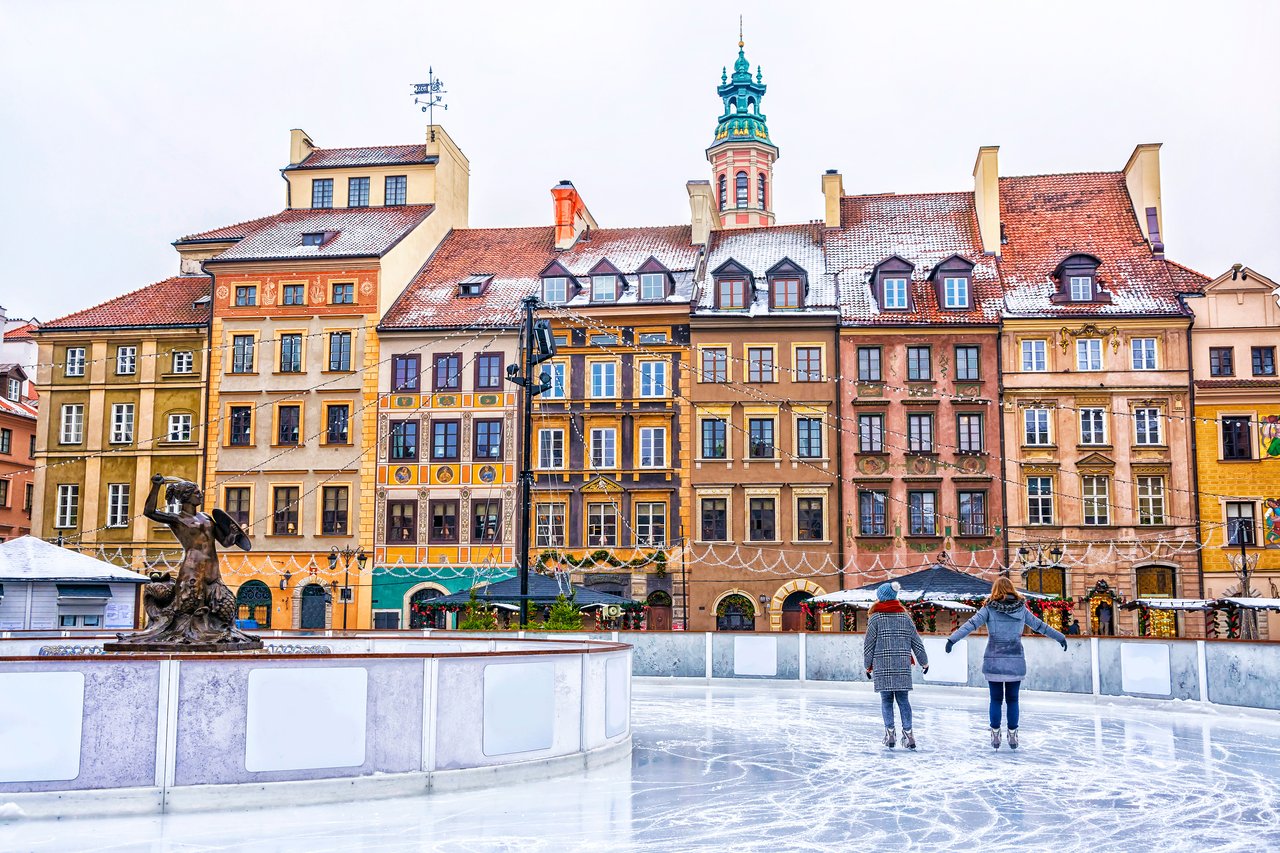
821,170,844,228
1124,143,1164,256
972,146,1001,256
687,181,718,247
551,181,597,250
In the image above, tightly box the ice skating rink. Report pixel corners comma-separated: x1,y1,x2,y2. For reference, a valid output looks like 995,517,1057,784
4,680,1280,852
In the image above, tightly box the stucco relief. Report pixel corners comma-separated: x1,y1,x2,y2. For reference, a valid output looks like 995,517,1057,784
377,415,389,462
461,412,472,458
374,488,387,548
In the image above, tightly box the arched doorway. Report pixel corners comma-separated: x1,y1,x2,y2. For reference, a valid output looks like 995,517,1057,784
1135,565,1178,637
235,580,272,629
1086,580,1117,636
716,593,755,631
299,583,328,629
646,590,673,631
409,586,445,629
780,590,814,632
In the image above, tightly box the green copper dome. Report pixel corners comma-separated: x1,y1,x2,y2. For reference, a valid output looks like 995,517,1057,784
712,36,770,147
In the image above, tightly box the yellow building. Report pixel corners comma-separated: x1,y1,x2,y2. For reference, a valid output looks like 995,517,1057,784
1191,265,1280,638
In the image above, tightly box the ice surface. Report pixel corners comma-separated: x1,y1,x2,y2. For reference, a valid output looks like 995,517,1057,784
3,682,1280,852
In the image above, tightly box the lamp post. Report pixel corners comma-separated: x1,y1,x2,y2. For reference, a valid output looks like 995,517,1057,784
1229,517,1259,640
328,546,367,631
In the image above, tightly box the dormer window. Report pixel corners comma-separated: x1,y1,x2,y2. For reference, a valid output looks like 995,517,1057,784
302,231,336,247
883,278,908,309
1051,254,1110,304
765,259,808,310
458,274,492,297
591,275,618,303
543,276,568,304
640,273,666,301
943,277,969,308
872,256,916,312
717,279,747,309
773,279,801,309
1069,276,1093,301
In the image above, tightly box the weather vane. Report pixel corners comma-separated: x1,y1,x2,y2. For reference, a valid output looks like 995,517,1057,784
411,67,448,142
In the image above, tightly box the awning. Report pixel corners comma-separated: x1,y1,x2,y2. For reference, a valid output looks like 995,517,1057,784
1121,598,1214,612
56,583,113,601
1217,597,1280,611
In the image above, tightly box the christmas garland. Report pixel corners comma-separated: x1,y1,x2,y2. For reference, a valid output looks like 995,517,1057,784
536,549,667,574
716,594,755,619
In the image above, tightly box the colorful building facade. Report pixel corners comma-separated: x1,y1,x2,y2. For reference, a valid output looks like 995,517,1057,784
0,362,38,542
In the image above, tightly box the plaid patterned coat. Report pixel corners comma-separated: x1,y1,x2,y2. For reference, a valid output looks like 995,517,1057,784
863,603,929,693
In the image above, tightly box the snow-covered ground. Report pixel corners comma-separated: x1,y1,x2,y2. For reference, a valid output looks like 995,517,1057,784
4,681,1280,852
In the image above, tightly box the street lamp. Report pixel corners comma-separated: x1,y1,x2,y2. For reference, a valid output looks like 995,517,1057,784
1019,544,1066,598
328,546,367,631
1229,516,1259,640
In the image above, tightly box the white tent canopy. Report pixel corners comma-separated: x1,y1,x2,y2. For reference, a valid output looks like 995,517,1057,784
0,536,148,583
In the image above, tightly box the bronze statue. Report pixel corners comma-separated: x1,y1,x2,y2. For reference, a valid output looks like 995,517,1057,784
105,474,262,651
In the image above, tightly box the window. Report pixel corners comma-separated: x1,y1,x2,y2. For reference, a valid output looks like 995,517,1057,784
907,413,934,453
302,232,325,246
1076,339,1103,371
429,501,458,543
1069,275,1093,301
773,278,801,309
1027,477,1054,525
229,406,253,446
587,503,618,547
109,403,134,444
328,332,352,371
431,420,459,461
955,345,980,380
1131,338,1157,370
231,335,255,373
1252,346,1276,376
390,420,418,460
392,355,420,392
543,362,567,399
858,414,884,453
589,334,617,346
224,487,251,527
65,347,86,377
717,279,748,309
234,286,257,307
639,427,666,468
331,282,355,304
1079,408,1107,445
23,482,33,512
700,497,728,541
385,175,407,206
535,504,566,547
282,283,305,306
311,179,333,208
590,428,617,468
538,428,564,468
0,428,9,454
735,171,748,207
55,484,79,528
882,277,908,310
475,353,503,390
347,176,370,208
748,418,775,459
747,347,774,382
1082,476,1110,526
796,497,824,541
749,497,776,541
1024,409,1051,446
958,491,987,535
106,484,130,528
907,346,931,381
1222,416,1252,460
1134,408,1163,446
635,503,666,546
116,346,137,375
640,273,666,301
1021,340,1047,372
758,172,767,208
1226,502,1256,546
325,404,350,444
957,413,983,452
857,347,882,382
701,347,728,382
639,361,667,397
279,333,303,372
387,501,416,543
1209,347,1234,376
591,275,618,303
701,418,727,459
943,276,970,308
590,361,617,398
472,500,501,543
322,486,349,535
474,419,502,459
276,405,300,445
272,487,300,535
60,404,84,444
859,491,887,536
542,277,568,305
433,354,461,391
908,491,937,536
796,417,822,458
168,413,193,442
171,351,194,374
795,346,822,381
1137,477,1166,525
718,174,727,210
638,332,668,345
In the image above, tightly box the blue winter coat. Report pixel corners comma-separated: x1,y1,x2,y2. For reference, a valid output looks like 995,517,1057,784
948,596,1066,682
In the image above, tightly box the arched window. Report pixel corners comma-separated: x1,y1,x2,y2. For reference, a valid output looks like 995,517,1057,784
757,173,767,209
735,172,748,208
728,100,737,114
718,174,727,211
716,593,755,631
409,586,444,629
235,580,272,629
747,97,756,113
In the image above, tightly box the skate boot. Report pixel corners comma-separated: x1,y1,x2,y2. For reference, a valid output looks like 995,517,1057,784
1007,728,1019,750
901,729,917,750
883,727,896,749
990,727,1002,749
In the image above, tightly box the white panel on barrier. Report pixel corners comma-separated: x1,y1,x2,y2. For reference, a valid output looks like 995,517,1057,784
1120,642,1172,696
483,661,554,756
605,656,629,737
245,668,368,772
734,636,778,676
922,637,967,683
0,671,85,783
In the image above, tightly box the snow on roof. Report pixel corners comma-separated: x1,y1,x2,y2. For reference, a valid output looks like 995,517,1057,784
698,223,837,316
209,206,435,263
0,393,37,420
0,536,149,583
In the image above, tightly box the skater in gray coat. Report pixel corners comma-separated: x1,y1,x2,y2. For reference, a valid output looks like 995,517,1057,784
863,582,928,749
946,576,1067,749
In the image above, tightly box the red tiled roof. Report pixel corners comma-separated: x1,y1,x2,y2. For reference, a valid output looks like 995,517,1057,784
40,276,210,330
287,145,433,170
207,206,435,263
177,212,283,243
4,322,37,341
0,394,37,420
1194,378,1280,389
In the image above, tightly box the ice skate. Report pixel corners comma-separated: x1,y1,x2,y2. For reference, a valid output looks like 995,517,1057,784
901,729,917,750
990,727,1002,749
1007,728,1019,750
883,727,896,749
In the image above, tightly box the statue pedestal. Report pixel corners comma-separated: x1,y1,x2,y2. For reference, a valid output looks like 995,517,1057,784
103,638,264,653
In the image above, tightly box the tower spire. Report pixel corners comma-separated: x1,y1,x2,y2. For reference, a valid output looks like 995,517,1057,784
706,24,778,229
739,15,743,49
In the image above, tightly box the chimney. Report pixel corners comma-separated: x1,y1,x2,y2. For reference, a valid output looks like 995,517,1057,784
973,146,1000,256
289,129,316,166
821,170,844,228
550,181,598,250
1124,143,1164,256
687,181,718,246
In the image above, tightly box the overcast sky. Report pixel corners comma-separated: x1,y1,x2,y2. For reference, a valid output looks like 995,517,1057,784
1,0,1277,321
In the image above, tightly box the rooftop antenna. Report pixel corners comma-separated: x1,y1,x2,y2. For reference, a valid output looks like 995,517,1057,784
411,67,448,142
